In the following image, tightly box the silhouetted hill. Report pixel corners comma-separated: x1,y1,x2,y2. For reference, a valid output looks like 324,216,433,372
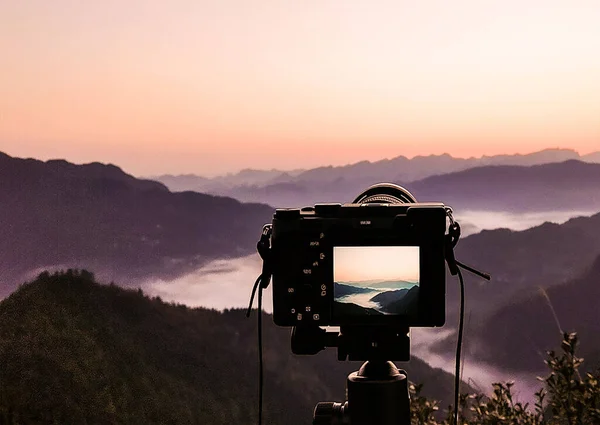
447,211,600,318
154,149,600,207
333,300,383,316
370,288,409,305
470,255,600,373
432,212,600,365
409,160,600,212
0,271,460,424
333,282,373,297
375,286,419,315
0,152,273,294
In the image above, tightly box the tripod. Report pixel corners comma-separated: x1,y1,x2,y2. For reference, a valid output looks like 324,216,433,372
291,326,411,425
314,360,410,425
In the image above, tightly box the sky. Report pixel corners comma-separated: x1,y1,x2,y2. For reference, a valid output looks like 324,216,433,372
334,246,419,283
1,0,599,176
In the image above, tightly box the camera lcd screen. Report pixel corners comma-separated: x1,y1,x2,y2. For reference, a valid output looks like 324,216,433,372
333,246,420,317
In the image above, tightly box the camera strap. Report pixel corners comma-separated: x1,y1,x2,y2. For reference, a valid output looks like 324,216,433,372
245,224,273,425
445,209,491,281
246,224,273,317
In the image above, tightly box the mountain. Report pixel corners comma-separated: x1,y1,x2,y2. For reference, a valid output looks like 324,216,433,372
154,168,304,194
333,282,373,297
431,211,600,364
409,160,600,212
0,271,460,424
469,255,600,373
370,288,410,305
154,149,600,207
0,152,273,295
452,211,600,311
432,213,600,330
363,280,417,289
379,286,419,315
583,151,600,163
217,160,600,211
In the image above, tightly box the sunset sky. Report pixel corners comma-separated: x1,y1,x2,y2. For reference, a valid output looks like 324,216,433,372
334,246,419,284
1,1,599,176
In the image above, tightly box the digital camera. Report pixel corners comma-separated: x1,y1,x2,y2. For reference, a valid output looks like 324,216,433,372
270,200,447,328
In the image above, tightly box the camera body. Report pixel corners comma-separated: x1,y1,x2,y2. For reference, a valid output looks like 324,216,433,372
271,202,447,328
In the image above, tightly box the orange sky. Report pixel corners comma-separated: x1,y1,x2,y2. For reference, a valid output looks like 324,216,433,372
1,0,599,176
334,247,419,283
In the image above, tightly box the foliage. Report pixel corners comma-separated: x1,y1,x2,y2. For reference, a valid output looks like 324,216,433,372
410,332,600,425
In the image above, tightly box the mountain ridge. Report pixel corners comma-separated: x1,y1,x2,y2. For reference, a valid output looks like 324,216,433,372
470,254,600,373
154,153,600,209
0,151,273,295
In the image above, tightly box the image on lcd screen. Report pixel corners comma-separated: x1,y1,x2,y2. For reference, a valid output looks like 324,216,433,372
333,246,419,316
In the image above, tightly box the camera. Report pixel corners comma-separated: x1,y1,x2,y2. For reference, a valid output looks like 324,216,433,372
249,184,488,425
270,188,447,329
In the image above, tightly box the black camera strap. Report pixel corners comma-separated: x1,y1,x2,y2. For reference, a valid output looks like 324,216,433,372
247,224,273,315
246,224,272,425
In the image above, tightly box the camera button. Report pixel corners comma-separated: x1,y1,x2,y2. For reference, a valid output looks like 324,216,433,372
312,314,320,321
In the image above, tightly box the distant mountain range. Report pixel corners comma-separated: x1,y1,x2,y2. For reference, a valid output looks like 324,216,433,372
338,278,417,287
362,280,418,289
0,151,273,295
410,160,600,212
333,282,373,297
154,148,600,208
0,271,461,424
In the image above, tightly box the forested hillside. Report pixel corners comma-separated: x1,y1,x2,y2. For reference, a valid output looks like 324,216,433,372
0,271,458,424
472,255,600,372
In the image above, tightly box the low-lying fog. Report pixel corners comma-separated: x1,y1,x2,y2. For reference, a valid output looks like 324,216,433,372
143,209,596,403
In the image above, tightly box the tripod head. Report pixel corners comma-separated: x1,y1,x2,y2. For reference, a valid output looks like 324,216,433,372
291,325,410,361
313,360,410,425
